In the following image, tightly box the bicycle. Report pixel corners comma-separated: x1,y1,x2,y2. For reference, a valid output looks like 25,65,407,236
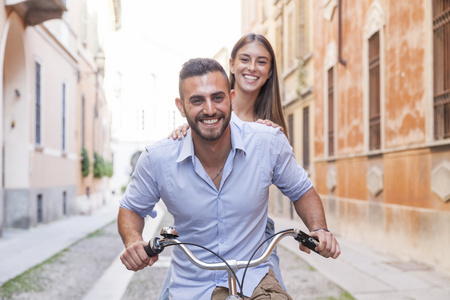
144,225,320,300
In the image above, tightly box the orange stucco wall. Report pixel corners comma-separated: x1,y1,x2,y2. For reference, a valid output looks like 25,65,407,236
336,157,367,200
310,0,450,274
384,1,427,147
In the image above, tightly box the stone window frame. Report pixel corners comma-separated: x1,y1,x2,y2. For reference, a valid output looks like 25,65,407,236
363,1,386,154
324,42,337,158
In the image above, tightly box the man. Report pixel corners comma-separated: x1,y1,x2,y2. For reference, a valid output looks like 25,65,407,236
118,58,340,299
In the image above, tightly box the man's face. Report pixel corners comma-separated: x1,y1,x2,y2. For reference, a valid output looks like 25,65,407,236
176,71,233,142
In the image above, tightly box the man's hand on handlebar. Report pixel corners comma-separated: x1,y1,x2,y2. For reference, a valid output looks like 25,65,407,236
120,241,159,271
299,229,341,259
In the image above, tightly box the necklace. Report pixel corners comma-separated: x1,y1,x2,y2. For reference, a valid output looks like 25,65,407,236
212,161,226,182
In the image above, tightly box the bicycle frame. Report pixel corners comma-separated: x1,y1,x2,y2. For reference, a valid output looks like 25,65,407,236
145,226,319,299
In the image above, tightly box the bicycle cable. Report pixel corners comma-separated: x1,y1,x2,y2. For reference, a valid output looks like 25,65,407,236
160,242,245,299
240,229,294,295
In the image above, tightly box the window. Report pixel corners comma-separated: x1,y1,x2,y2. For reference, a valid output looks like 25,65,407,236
63,191,67,215
364,2,385,151
298,0,308,57
303,107,310,170
328,67,335,156
287,11,294,67
82,95,86,147
369,32,381,150
35,62,41,144
287,114,294,146
61,0,67,20
433,0,450,140
262,0,267,22
81,0,88,45
62,83,66,151
276,25,284,74
37,194,43,223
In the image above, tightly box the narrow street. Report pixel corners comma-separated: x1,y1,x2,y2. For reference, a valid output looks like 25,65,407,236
2,200,449,300
0,210,350,300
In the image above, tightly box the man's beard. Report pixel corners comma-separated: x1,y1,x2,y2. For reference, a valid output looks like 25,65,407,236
184,107,231,142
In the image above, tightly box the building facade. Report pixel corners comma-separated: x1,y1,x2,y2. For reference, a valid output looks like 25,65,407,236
0,0,118,236
242,0,450,274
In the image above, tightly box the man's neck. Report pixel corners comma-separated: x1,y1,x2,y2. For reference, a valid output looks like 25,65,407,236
192,128,232,169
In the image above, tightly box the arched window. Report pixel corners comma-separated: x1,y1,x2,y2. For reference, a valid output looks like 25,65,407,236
324,43,337,157
433,0,450,140
363,1,385,152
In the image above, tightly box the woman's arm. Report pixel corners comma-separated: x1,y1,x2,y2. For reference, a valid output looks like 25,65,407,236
256,119,284,132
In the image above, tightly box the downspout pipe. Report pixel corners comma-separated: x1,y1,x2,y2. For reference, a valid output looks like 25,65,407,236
338,0,347,66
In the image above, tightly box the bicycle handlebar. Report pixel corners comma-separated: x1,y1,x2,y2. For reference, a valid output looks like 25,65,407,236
144,226,319,299
144,227,319,266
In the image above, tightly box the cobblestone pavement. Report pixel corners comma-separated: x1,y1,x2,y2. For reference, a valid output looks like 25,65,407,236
0,214,351,300
0,221,124,300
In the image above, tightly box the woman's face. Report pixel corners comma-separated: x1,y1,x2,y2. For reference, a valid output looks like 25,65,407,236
230,41,272,94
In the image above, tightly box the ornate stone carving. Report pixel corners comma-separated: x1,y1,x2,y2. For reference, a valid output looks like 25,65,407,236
323,0,337,21
327,167,337,192
363,1,385,39
367,166,383,196
325,42,337,70
431,161,450,202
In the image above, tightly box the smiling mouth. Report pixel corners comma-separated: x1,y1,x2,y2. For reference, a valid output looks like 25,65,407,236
202,118,219,125
244,75,258,81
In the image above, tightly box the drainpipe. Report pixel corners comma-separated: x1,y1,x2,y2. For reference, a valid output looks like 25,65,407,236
338,0,347,66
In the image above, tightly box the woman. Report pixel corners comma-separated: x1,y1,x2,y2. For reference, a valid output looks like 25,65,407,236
229,33,287,132
164,33,288,298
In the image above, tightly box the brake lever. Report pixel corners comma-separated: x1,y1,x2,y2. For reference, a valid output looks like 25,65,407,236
144,237,164,257
294,230,320,254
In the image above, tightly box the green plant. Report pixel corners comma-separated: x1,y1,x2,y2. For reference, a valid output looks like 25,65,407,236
93,152,105,178
104,161,114,177
93,152,113,178
81,147,90,177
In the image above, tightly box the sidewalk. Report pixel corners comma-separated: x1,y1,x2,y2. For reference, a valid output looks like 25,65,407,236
1,201,450,300
82,202,167,300
271,216,450,300
0,199,120,286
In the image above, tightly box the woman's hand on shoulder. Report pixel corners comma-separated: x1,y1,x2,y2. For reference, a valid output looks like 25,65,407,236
256,119,284,133
168,123,190,140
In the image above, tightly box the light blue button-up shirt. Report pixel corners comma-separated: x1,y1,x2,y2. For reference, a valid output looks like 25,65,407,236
120,113,312,299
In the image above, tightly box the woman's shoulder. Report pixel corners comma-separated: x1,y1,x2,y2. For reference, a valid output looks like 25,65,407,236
233,119,284,146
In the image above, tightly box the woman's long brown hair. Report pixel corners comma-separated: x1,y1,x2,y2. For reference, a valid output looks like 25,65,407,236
229,33,288,137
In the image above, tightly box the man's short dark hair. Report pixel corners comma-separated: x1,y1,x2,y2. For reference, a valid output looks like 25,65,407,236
178,58,230,99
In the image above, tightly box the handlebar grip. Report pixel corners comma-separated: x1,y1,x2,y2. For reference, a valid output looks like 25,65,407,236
144,237,164,257
295,230,319,254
